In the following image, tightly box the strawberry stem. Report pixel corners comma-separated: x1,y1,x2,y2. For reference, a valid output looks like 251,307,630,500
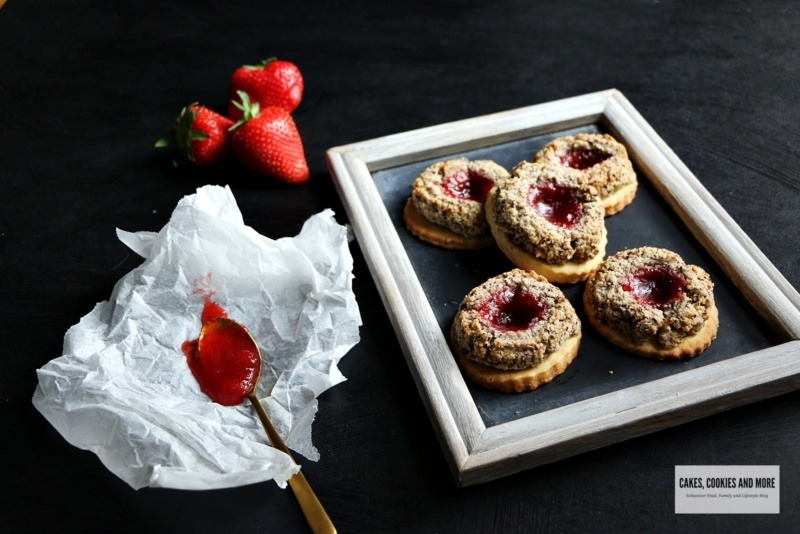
243,57,277,70
229,91,260,132
155,104,207,165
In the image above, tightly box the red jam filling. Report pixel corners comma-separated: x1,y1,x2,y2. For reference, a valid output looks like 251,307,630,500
622,265,687,309
527,181,583,228
442,170,494,202
477,286,549,332
560,147,611,170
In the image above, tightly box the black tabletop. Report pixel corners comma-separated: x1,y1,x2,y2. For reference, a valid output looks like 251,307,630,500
2,1,799,532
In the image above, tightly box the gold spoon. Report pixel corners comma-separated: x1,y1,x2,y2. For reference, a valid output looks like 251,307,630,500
199,318,336,534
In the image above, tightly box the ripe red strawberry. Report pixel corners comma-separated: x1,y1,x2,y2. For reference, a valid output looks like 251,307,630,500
229,91,309,184
156,104,234,166
227,57,303,120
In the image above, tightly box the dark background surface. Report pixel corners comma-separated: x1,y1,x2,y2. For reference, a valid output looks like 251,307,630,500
2,1,799,532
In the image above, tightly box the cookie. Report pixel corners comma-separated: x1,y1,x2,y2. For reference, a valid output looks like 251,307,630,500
583,247,719,359
485,162,607,284
406,158,510,249
450,269,581,392
404,198,494,249
535,133,637,216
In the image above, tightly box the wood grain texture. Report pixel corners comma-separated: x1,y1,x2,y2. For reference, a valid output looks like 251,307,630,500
328,150,483,476
465,341,800,485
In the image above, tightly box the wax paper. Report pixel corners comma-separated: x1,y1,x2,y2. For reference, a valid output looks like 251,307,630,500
32,185,362,490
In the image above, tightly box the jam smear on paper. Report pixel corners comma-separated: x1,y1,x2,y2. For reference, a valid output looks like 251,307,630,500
201,301,228,324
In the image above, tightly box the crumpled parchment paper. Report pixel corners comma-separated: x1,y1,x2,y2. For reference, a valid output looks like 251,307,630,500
32,185,362,490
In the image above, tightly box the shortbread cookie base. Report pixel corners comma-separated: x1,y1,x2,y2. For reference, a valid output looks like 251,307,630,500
583,287,719,359
404,197,495,249
453,332,581,393
486,192,607,283
603,181,638,216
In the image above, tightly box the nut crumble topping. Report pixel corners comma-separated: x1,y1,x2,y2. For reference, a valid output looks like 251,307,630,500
411,158,510,237
586,247,715,348
451,269,580,370
535,133,636,200
489,162,605,263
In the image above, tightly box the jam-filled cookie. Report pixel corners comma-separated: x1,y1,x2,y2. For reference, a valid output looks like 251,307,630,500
450,269,581,393
485,161,607,284
535,133,637,216
583,247,718,359
405,158,510,249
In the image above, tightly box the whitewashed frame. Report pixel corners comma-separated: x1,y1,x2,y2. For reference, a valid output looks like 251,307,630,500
326,90,800,487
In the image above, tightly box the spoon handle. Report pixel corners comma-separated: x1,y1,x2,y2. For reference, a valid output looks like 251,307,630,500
248,393,337,534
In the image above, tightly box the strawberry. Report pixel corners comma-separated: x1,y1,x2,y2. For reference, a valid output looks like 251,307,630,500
227,57,304,120
229,91,309,184
156,104,234,166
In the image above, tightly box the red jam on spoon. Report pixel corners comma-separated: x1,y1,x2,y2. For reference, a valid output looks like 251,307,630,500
180,279,336,531
560,147,611,170
527,181,583,228
477,286,549,332
622,265,687,309
182,297,260,406
442,170,494,202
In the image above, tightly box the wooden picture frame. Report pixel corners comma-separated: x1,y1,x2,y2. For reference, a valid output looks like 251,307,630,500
326,89,800,487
